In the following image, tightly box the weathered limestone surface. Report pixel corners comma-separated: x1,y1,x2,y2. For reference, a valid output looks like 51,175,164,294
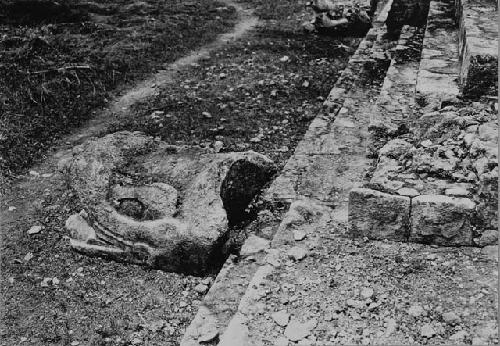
368,26,423,154
456,0,498,98
411,195,475,245
416,0,460,105
348,187,410,241
62,131,276,274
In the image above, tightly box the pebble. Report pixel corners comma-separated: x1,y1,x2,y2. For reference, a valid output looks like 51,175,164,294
287,246,308,261
449,330,468,340
271,310,290,327
240,235,270,256
70,341,80,346
40,277,52,287
420,324,436,338
202,111,212,119
293,229,306,241
346,299,364,309
23,252,34,262
213,141,224,153
52,277,60,285
408,304,425,317
193,283,208,294
27,225,43,235
441,311,460,324
8,206,16,211
384,319,397,336
284,319,317,342
360,287,374,299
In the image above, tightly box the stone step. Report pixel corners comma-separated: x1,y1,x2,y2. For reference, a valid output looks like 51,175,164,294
415,0,460,106
456,0,498,98
263,0,396,207
368,25,425,154
218,199,498,345
347,0,498,247
180,0,397,343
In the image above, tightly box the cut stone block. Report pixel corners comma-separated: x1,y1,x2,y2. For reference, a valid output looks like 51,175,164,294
411,195,475,246
348,187,410,241
457,0,498,98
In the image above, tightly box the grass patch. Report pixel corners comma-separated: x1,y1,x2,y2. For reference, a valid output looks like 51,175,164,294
0,0,237,178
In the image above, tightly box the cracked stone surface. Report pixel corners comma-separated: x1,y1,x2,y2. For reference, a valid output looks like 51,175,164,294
61,131,276,274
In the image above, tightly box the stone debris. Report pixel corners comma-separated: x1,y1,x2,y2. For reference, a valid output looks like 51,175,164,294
303,0,372,34
193,284,209,295
293,229,307,241
360,287,373,299
352,102,497,246
271,310,290,327
420,324,436,338
408,304,425,317
27,225,43,235
240,235,270,256
284,318,317,342
287,246,308,261
441,311,460,325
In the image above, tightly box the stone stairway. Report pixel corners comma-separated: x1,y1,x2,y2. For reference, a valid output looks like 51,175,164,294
180,0,498,344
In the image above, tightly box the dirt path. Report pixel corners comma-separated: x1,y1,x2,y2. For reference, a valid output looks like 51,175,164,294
0,2,260,345
66,0,258,147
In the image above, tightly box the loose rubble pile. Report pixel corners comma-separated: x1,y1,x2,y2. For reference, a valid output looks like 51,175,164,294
303,0,373,34
350,102,498,246
60,131,276,274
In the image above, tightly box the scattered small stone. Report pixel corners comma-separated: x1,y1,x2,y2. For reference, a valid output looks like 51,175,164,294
29,170,40,177
40,277,52,287
302,80,310,88
346,299,365,309
384,318,397,336
27,225,43,235
8,277,14,284
420,140,433,148
408,304,425,317
213,140,224,153
441,311,460,324
284,319,317,342
70,342,80,346
52,277,60,285
280,55,290,62
8,206,16,211
449,330,468,340
287,246,307,261
20,337,27,342
23,252,33,262
41,173,53,178
420,324,436,338
193,283,208,294
360,287,374,299
250,136,261,143
293,229,306,241
271,310,290,327
202,111,212,119
240,235,270,256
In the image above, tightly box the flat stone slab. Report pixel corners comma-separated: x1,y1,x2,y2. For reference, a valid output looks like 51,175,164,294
410,194,475,245
457,0,498,97
61,131,276,274
416,0,460,103
348,187,411,241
